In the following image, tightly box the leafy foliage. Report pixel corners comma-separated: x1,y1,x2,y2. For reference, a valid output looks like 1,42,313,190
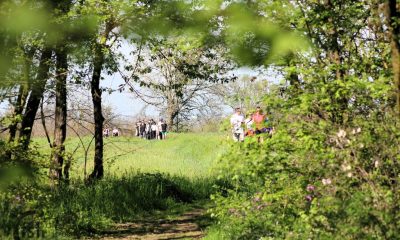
212,92,400,239
209,1,400,239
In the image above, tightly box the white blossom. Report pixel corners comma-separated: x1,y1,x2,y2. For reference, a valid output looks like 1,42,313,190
341,163,352,171
322,178,332,185
337,129,347,138
347,172,353,178
374,160,379,168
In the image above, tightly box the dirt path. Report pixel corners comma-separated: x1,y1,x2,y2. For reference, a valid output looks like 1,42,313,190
99,208,209,240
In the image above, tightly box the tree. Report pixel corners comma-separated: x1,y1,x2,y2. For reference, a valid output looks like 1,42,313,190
124,36,234,131
87,7,116,180
217,74,270,112
385,0,400,115
18,47,52,148
50,0,73,182
7,45,36,144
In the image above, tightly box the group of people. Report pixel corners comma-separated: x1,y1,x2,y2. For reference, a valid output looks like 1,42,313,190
103,127,120,137
135,119,168,140
230,106,273,142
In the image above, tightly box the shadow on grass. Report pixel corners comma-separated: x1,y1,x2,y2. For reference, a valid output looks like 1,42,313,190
96,206,213,239
0,172,231,238
50,172,227,237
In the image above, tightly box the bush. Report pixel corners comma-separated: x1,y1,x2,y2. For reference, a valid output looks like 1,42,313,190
210,112,400,239
0,140,51,238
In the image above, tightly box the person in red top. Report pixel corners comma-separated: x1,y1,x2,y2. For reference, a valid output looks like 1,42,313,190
252,106,265,134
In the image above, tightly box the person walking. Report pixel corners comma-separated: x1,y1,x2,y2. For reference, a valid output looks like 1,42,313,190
145,120,151,139
150,119,157,139
252,106,268,143
230,107,244,142
252,106,265,134
112,127,119,137
103,127,110,138
135,121,140,137
158,119,167,140
245,113,254,137
141,121,147,138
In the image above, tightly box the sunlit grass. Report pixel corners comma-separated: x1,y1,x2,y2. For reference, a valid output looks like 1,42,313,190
1,133,231,237
32,132,226,179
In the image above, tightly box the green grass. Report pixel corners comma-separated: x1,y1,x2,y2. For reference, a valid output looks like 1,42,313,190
1,133,230,237
32,132,226,179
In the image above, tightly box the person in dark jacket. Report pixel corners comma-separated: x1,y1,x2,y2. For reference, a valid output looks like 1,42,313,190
158,119,167,140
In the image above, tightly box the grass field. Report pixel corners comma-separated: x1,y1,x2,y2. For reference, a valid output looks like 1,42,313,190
0,133,229,237
32,132,227,179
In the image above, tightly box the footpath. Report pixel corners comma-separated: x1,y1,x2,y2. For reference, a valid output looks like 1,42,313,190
99,208,209,240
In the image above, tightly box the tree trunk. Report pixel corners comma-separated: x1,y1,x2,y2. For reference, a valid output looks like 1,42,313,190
384,0,400,224
8,49,35,143
88,43,105,180
166,103,178,132
386,0,400,115
325,0,347,124
19,48,52,148
9,86,28,143
50,46,68,182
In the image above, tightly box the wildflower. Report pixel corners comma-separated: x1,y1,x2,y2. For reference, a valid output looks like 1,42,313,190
306,184,315,192
374,160,379,168
337,129,346,138
14,195,22,204
347,172,353,178
352,127,362,134
341,163,351,171
305,195,313,202
228,208,237,214
322,178,332,185
255,203,268,211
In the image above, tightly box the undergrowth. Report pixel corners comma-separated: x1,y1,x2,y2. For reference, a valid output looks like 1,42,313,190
1,172,225,238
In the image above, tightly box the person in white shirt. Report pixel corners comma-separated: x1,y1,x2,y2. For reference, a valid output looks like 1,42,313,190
230,107,244,142
244,113,254,136
112,128,119,137
150,119,157,139
103,127,110,138
135,121,140,137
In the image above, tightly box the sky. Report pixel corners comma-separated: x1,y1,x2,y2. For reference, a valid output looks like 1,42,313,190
0,66,280,118
99,40,279,119
101,74,150,118
100,66,276,119
0,37,283,119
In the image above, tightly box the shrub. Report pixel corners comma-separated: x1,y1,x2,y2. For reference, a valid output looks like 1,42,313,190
210,112,400,239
